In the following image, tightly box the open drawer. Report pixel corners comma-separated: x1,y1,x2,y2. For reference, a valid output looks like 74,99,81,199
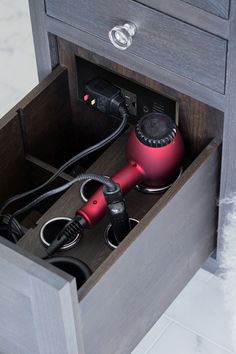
0,61,222,354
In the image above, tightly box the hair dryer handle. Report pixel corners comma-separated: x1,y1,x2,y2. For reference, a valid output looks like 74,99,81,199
77,162,144,228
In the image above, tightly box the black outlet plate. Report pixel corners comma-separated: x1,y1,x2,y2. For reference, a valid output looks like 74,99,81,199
76,57,179,126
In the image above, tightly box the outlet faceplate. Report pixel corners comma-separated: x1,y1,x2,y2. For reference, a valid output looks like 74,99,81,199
77,56,179,125
120,88,137,117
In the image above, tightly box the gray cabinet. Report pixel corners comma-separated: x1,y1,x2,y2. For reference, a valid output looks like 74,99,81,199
0,0,235,353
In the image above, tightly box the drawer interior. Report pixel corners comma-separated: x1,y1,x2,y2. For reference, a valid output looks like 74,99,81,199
0,41,223,290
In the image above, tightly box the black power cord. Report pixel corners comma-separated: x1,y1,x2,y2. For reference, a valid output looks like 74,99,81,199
0,214,24,243
103,184,131,244
8,174,119,244
0,104,128,216
0,79,129,242
43,215,87,258
44,182,131,257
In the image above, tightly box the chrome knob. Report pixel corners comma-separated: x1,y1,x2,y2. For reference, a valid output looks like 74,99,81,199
109,23,137,50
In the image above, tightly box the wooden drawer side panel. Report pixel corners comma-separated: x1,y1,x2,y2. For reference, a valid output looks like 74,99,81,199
0,114,28,203
79,139,221,354
20,67,73,166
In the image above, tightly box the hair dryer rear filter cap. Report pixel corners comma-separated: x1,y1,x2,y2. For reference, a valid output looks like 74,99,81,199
135,113,177,147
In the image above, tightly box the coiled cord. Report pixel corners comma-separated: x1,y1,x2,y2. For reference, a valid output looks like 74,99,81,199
0,214,24,242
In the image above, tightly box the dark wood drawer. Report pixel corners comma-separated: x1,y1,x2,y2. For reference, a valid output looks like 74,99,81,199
0,64,222,353
45,0,227,94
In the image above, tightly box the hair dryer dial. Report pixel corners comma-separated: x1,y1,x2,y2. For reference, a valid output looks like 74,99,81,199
77,113,184,228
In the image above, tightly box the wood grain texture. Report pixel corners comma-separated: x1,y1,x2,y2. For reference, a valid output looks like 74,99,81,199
0,66,74,215
45,0,227,94
79,138,221,354
0,237,84,354
20,66,73,166
134,0,230,38
28,0,52,80
58,38,224,158
182,0,230,19
0,112,29,204
0,66,72,210
23,155,74,222
218,0,236,258
57,39,120,155
25,154,73,183
48,33,59,70
46,16,225,111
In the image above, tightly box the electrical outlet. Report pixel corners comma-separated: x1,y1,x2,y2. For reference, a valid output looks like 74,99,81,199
120,88,137,116
77,56,179,124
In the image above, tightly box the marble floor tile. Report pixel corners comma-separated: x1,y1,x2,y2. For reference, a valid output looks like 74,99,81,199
165,274,235,352
0,81,24,117
0,1,34,55
132,315,171,354
0,48,38,93
147,323,233,354
0,0,38,95
0,0,30,13
193,268,214,283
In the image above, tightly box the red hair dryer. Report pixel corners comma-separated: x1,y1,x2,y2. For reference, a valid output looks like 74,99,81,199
76,113,184,228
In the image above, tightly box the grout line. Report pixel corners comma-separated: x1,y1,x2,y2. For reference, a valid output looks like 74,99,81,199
164,315,235,353
200,271,215,283
143,318,173,354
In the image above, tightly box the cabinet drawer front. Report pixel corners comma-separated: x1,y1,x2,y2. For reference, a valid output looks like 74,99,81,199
45,0,227,93
79,138,221,354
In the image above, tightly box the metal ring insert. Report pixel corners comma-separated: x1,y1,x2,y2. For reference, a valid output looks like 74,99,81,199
40,217,82,251
136,166,183,194
104,218,139,250
80,176,110,202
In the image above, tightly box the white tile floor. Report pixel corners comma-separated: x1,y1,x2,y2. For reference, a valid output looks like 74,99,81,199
0,0,38,117
0,1,235,353
133,269,235,354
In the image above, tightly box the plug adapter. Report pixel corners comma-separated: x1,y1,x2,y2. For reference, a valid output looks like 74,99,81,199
84,78,125,116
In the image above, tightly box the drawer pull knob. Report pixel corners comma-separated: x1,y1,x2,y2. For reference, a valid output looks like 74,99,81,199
109,23,136,50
